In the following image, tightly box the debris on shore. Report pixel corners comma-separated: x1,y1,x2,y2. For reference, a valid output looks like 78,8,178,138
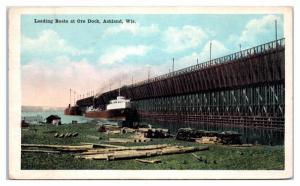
175,128,242,145
97,124,171,138
21,143,209,161
75,145,209,160
54,132,78,138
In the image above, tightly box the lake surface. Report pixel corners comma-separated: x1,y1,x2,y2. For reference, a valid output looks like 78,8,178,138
21,111,118,125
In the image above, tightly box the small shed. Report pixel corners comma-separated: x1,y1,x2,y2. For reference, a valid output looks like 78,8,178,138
46,115,61,126
21,119,29,128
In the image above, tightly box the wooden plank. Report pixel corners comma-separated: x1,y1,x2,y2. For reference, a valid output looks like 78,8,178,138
22,149,61,154
135,159,161,164
80,142,125,149
76,146,209,160
22,144,93,149
81,144,169,155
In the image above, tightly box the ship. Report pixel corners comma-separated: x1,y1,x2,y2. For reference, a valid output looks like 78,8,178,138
84,95,131,120
64,104,82,115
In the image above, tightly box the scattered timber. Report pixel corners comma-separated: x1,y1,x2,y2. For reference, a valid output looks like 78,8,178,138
106,130,121,135
21,149,61,154
80,142,125,149
195,136,221,144
109,138,135,143
121,127,136,134
72,132,79,137
97,124,170,139
22,144,94,152
109,136,151,143
54,132,79,138
176,128,242,145
137,128,170,138
76,146,209,160
81,144,169,155
191,153,203,161
86,135,100,140
97,124,121,133
135,159,161,164
228,144,253,147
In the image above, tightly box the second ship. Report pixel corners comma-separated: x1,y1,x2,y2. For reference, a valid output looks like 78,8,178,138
84,90,131,120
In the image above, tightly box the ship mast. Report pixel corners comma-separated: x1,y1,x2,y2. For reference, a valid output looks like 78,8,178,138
118,80,121,96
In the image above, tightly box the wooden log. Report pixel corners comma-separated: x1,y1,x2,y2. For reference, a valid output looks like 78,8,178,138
76,146,209,160
131,134,151,142
106,130,121,135
109,138,135,143
71,132,79,137
191,153,202,161
121,127,136,134
135,159,161,164
228,144,253,147
86,135,100,140
80,142,125,149
81,144,169,155
22,144,93,150
22,149,61,154
195,137,220,144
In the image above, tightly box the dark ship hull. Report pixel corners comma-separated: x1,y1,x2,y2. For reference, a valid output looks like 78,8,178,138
84,108,127,120
64,105,82,115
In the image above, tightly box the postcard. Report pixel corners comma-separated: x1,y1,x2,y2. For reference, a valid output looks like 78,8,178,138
8,7,293,179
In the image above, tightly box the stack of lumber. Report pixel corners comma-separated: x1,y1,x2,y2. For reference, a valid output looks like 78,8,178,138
121,127,136,134
175,128,206,141
195,136,221,144
137,128,170,138
98,124,170,139
108,134,151,143
218,131,242,145
176,128,242,145
97,124,121,133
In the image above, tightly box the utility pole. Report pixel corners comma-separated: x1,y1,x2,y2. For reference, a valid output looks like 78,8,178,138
147,66,151,81
172,58,175,73
73,91,76,105
197,58,199,65
275,19,278,42
119,80,121,96
209,42,212,62
69,88,72,106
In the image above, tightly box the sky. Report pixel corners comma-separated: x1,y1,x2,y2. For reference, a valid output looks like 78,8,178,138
21,14,284,107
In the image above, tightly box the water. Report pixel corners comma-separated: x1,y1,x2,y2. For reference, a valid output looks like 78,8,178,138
22,111,120,125
22,111,90,124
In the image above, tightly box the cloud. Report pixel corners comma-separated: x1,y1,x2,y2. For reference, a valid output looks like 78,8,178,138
229,15,283,47
173,40,229,70
98,45,150,65
22,29,93,56
163,25,206,53
103,23,159,36
21,56,152,107
199,40,228,61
